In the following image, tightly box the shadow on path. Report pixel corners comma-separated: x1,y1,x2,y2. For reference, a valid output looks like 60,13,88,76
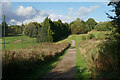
42,40,76,79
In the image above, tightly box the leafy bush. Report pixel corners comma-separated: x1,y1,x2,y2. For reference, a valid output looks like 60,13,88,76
87,34,95,40
81,35,87,40
95,21,113,31
97,33,106,40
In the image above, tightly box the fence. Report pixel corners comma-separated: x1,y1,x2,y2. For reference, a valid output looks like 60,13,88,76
1,15,37,50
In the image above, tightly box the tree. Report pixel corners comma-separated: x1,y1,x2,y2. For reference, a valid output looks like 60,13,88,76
86,18,97,31
71,19,87,34
44,17,53,42
36,17,53,42
8,25,21,35
2,21,8,37
24,22,41,38
36,26,46,42
107,1,120,39
95,21,113,31
52,19,70,41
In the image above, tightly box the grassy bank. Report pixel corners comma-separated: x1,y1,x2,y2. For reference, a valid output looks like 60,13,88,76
2,30,113,79
28,46,70,80
2,42,70,80
75,47,91,79
59,30,110,79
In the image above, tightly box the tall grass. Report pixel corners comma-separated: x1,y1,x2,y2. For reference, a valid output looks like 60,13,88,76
94,40,120,78
2,42,70,79
78,39,120,79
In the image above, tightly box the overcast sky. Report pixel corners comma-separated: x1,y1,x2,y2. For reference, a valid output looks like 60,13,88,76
1,2,114,25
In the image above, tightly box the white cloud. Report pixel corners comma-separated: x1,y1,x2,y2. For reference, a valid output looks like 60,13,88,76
2,2,25,25
2,2,49,25
23,15,46,24
10,19,16,24
49,14,77,23
16,6,37,18
76,6,99,17
2,2,99,25
23,13,77,24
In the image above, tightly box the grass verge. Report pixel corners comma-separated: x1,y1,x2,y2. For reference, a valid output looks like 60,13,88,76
75,46,91,79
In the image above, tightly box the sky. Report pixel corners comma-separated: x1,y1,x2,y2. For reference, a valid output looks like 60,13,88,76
1,2,115,25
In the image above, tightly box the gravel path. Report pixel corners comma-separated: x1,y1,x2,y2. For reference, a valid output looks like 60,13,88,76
71,40,75,47
42,40,76,79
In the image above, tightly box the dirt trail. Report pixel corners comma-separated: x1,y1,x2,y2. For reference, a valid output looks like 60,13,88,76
42,40,76,79
11,40,21,43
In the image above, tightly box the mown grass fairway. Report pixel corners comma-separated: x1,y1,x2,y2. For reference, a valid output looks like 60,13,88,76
1,34,39,50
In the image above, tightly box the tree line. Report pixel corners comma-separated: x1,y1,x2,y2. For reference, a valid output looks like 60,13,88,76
0,17,114,42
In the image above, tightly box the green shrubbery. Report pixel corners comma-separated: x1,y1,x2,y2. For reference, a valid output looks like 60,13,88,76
70,18,97,34
97,33,106,40
81,32,107,41
87,34,95,40
93,1,120,78
8,25,23,35
81,35,87,40
95,21,113,31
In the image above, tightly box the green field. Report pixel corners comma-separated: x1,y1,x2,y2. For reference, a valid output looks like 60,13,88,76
1,30,109,50
1,34,40,50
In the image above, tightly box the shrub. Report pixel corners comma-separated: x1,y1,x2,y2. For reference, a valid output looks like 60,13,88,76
87,34,95,40
97,33,106,40
95,21,113,31
81,35,87,40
